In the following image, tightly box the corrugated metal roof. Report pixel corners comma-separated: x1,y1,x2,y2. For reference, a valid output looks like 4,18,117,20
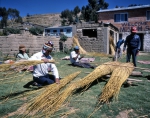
97,5,150,13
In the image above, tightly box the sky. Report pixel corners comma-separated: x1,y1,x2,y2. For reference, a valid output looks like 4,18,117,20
0,0,150,17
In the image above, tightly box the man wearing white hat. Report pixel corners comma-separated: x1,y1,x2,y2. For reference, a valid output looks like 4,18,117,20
24,41,60,88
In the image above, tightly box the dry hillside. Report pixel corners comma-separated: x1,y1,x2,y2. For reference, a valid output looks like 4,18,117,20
23,13,62,27
8,13,62,28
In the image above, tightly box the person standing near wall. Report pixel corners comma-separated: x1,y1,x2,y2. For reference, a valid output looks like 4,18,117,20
123,27,141,67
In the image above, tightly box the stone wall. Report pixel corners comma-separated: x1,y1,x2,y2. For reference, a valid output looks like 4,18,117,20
0,34,73,57
143,31,150,52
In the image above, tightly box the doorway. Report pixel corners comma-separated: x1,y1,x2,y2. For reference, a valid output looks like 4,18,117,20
137,33,144,51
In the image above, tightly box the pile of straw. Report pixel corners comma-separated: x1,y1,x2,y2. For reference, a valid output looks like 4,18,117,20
26,71,81,116
99,63,134,103
27,61,120,117
0,59,55,72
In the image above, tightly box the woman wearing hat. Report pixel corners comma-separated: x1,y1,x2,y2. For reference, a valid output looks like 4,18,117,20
123,26,141,67
16,45,29,60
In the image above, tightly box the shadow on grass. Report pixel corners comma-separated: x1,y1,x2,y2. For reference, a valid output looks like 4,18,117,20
73,76,108,95
0,87,41,101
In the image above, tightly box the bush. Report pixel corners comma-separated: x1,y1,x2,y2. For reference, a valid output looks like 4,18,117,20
3,28,21,35
60,34,68,42
29,27,43,35
0,31,4,36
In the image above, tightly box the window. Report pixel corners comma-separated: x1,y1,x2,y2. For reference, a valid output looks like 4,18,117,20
147,11,150,20
60,29,63,32
66,29,71,33
53,30,57,33
114,13,128,22
82,29,97,37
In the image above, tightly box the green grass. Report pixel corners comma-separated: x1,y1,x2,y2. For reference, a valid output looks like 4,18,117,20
0,52,150,118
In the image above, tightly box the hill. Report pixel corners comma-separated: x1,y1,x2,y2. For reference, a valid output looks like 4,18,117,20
8,13,62,28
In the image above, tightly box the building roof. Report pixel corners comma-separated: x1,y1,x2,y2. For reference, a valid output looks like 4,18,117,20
45,26,72,29
97,5,150,13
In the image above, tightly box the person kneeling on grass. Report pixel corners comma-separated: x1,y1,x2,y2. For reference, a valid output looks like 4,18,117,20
23,41,60,88
70,46,95,69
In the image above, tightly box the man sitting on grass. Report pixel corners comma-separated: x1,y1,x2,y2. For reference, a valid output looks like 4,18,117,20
70,46,95,69
23,41,60,88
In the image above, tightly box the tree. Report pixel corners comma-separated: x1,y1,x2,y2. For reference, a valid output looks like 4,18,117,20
73,6,80,16
98,0,109,10
60,9,74,25
60,34,68,52
7,8,20,26
15,16,23,23
0,7,8,28
115,5,119,8
80,0,109,22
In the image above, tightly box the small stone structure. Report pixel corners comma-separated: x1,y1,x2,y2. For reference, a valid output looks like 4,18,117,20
76,22,119,54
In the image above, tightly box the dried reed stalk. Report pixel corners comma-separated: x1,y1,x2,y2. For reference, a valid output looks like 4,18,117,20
110,44,115,55
72,35,87,54
109,35,115,55
34,61,120,117
0,59,55,72
26,71,81,115
99,63,134,103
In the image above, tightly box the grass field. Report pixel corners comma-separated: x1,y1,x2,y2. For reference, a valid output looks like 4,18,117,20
0,52,150,118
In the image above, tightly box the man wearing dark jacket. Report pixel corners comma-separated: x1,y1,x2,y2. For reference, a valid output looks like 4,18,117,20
123,27,141,67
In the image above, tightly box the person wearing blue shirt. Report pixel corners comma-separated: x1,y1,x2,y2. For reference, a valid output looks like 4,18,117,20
115,39,125,60
123,27,141,67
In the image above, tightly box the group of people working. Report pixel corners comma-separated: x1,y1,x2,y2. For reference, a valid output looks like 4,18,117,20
19,26,140,88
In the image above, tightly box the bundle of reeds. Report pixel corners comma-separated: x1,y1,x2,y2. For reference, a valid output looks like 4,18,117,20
73,35,87,54
109,35,115,55
30,61,120,117
0,59,55,72
26,71,81,116
99,63,134,103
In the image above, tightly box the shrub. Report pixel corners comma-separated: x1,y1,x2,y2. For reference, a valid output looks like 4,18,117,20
29,27,43,35
60,34,68,42
3,28,21,35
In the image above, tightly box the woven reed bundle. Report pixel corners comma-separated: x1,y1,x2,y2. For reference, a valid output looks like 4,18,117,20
75,61,120,89
72,35,87,54
99,63,134,103
110,44,115,55
26,71,81,115
109,35,115,55
0,59,55,72
33,61,120,117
